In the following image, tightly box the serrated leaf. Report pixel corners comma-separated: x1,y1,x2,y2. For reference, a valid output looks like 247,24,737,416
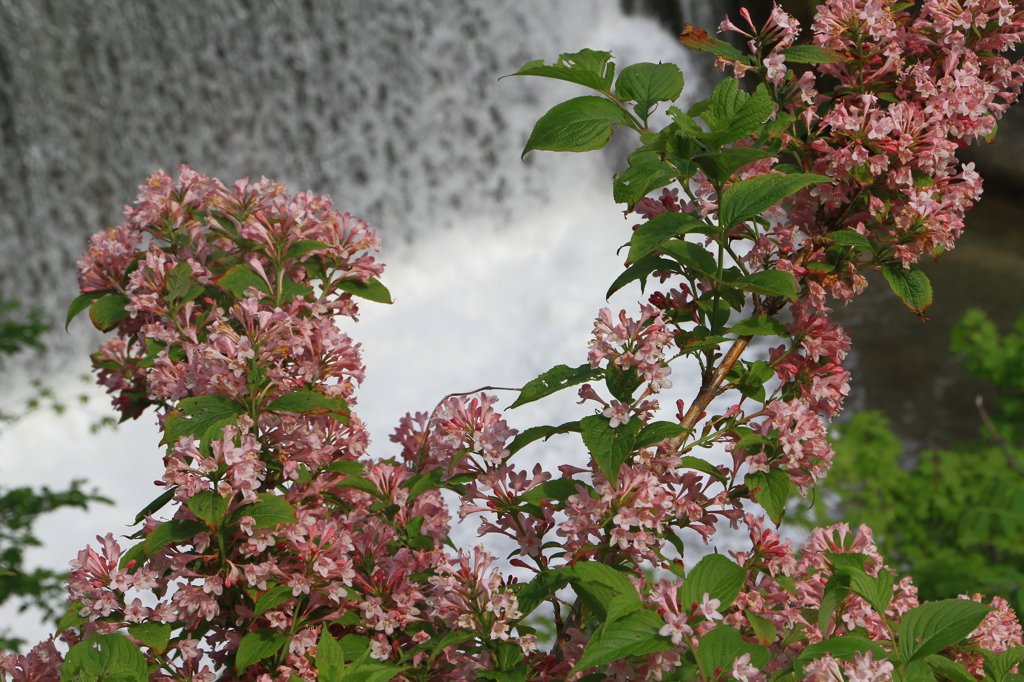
729,315,789,336
161,395,245,446
166,261,193,301
336,276,392,304
266,390,349,422
882,264,933,319
634,421,687,449
519,478,587,505
614,158,675,207
733,270,798,300
232,493,297,529
317,629,348,682
523,96,634,157
580,415,642,486
571,610,672,674
236,629,290,673
898,599,993,662
254,585,295,617
63,633,149,682
218,263,271,298
128,622,171,654
679,25,747,62
187,491,230,527
795,636,888,673
658,239,718,276
626,211,707,263
89,294,131,332
680,455,729,484
830,230,873,248
718,172,831,228
745,468,792,526
508,49,616,92
726,84,776,141
680,554,747,611
782,45,847,63
66,291,105,331
693,625,770,681
143,519,208,556
693,147,774,185
134,487,177,525
516,570,571,618
705,77,749,127
511,364,603,408
616,62,684,120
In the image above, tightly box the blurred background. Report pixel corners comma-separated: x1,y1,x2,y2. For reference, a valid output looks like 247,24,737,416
2,0,1023,649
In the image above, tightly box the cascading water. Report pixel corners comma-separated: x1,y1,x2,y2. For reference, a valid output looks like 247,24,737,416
0,0,721,646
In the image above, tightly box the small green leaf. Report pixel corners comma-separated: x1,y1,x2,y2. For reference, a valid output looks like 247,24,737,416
134,487,177,525
66,291,105,331
580,415,642,485
830,230,873,248
254,585,295,617
680,554,747,611
63,633,149,682
187,491,230,527
658,239,718,276
285,239,329,260
161,395,245,446
679,27,747,63
89,294,131,332
232,493,298,529
508,49,616,92
266,390,349,421
693,147,774,185
898,599,993,662
680,455,729,484
317,629,348,682
523,96,634,157
571,610,672,674
143,519,208,556
795,636,888,673
511,364,603,408
506,421,582,456
923,655,977,682
616,62,684,120
336,276,393,304
882,264,933,319
747,611,778,646
128,622,171,654
236,629,290,673
729,315,789,336
519,478,587,505
626,211,707,263
614,156,675,207
516,570,571,618
606,256,680,299
718,172,832,228
634,421,686,449
782,45,846,63
745,468,792,526
166,261,193,301
733,270,798,300
57,601,87,634
218,263,271,298
693,625,769,681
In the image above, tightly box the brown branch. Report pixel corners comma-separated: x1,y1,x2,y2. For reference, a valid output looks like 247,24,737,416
976,395,1024,478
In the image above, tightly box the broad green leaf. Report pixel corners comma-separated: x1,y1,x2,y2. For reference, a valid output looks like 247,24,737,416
511,364,603,409
266,390,349,422
795,636,888,673
818,572,852,631
317,629,347,682
560,562,639,602
882,264,933,319
626,211,707,263
658,239,718,276
729,315,789,336
516,570,570,618
733,270,798,300
188,491,230,527
726,84,776,140
506,421,582,456
613,156,675,207
693,147,774,185
693,625,770,681
336,276,393,304
923,655,977,682
634,421,687,449
898,599,993,662
519,478,587,505
89,294,131,332
133,487,176,525
166,261,193,301
232,493,297,529
285,239,329,260
606,256,680,299
236,629,290,673
218,263,271,298
509,49,616,92
523,96,634,157
580,415,642,485
745,467,792,526
680,554,747,611
831,230,872,248
746,611,778,646
57,601,87,634
718,172,831,228
326,461,366,476
118,542,146,572
128,622,171,654
705,77,748,127
143,519,208,556
984,647,1024,682
254,585,295,617
680,455,729,484
161,395,245,445
616,62,684,120
62,633,148,682
782,45,846,63
66,291,105,330
571,610,672,674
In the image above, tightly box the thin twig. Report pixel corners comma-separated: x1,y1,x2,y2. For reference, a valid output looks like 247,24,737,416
976,394,1024,478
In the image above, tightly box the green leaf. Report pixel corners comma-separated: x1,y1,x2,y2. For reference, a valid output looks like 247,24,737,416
232,493,298,529
626,212,707,263
506,421,582,456
89,294,131,332
718,172,832,228
704,78,749,127
218,263,271,298
520,478,587,505
523,96,634,157
729,315,789,336
830,230,872,248
923,655,977,682
317,629,348,682
118,542,146,572
680,554,747,611
266,390,350,422
571,610,672,674
606,256,680,299
680,455,729,484
509,49,616,92
782,45,846,63
795,636,888,673
326,461,366,476
746,611,777,646
560,562,639,602
128,622,171,654
161,395,245,446
511,364,603,409
236,629,290,673
882,264,933,319
818,572,852,631
616,62,684,120
166,261,193,301
733,270,798,300
580,415,643,485
634,421,686,449
984,647,1024,682
726,84,775,140
133,487,176,525
254,585,295,617
516,570,571,618
693,147,774,185
898,599,993,662
658,239,718,276
66,291,105,331
336,276,392,304
143,519,208,556
745,467,792,526
57,601,87,634
187,491,230,527
285,239,329,260
62,633,149,682
679,26,747,62
693,625,770,681
613,156,675,207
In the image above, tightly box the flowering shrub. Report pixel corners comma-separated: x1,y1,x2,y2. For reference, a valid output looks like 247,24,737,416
4,0,1024,679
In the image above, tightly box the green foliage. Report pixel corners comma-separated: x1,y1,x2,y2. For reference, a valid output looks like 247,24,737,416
797,308,1024,610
